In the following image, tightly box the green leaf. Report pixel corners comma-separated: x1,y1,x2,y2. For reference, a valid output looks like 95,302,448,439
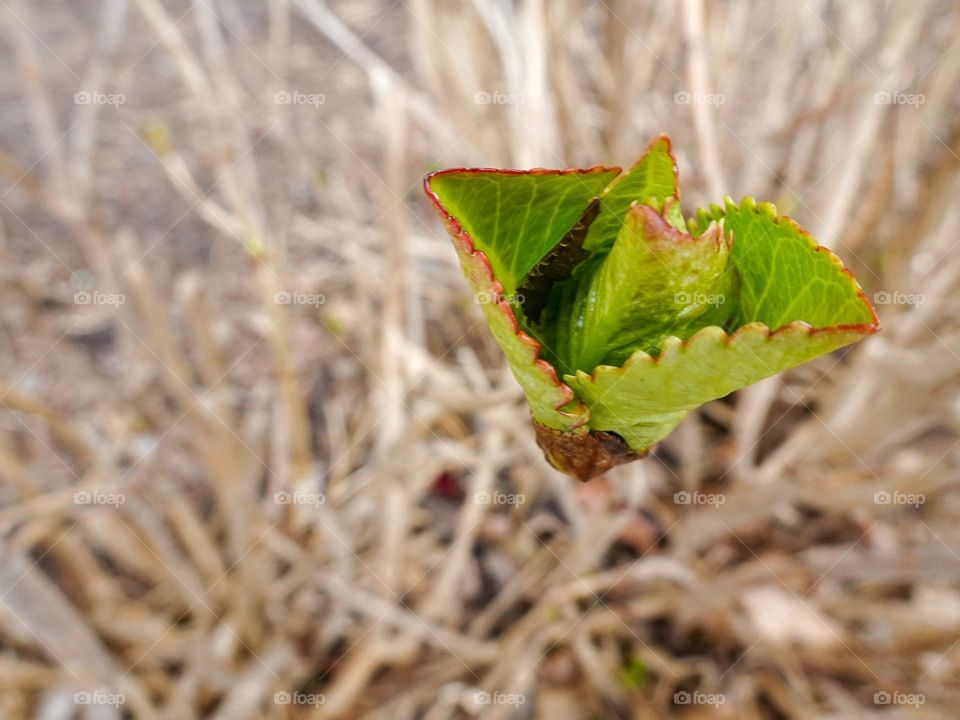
544,203,736,375
425,167,619,295
570,324,873,450
424,172,603,432
691,198,877,329
583,135,679,253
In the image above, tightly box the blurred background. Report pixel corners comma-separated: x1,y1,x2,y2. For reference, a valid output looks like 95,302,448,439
0,0,958,718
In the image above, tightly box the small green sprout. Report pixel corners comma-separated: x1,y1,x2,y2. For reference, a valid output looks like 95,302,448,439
424,136,878,480
619,656,648,690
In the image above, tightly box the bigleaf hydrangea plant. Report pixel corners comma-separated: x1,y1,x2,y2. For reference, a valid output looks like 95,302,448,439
424,136,879,480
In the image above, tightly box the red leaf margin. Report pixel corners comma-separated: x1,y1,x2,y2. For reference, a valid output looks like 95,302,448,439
423,165,622,431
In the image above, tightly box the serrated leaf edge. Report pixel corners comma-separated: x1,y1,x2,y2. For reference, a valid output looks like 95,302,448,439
571,319,878,387
689,196,881,331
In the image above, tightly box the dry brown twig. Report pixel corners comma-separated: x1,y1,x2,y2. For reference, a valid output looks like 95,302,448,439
0,1,957,719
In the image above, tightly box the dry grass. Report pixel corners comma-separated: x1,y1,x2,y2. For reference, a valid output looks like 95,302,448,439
0,0,958,718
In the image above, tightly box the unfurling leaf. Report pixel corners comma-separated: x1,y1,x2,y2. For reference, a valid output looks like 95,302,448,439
424,136,878,480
